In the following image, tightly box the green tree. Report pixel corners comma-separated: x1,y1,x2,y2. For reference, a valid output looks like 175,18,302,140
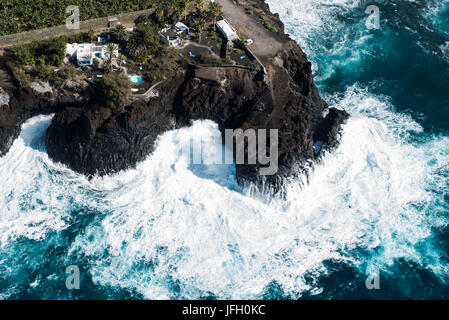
175,0,190,21
50,65,76,86
104,43,117,73
194,17,206,43
209,2,222,31
11,67,31,87
153,2,165,20
118,54,126,68
99,72,132,111
127,22,161,61
5,45,34,67
88,29,96,42
112,24,128,43
39,37,66,66
35,56,52,80
194,0,205,12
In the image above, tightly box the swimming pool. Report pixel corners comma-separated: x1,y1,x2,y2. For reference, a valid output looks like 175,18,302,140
128,75,143,84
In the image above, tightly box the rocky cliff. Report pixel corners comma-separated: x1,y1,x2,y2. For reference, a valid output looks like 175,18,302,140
0,80,94,156
0,1,349,189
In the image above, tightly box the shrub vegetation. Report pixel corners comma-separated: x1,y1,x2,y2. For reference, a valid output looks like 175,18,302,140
0,0,200,36
98,72,132,110
3,37,69,86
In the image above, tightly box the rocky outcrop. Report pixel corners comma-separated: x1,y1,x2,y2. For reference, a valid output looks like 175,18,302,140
0,0,349,189
0,80,95,156
45,42,348,187
171,42,349,185
45,78,182,176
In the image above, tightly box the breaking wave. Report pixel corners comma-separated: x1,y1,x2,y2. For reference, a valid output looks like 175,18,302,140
1,0,448,299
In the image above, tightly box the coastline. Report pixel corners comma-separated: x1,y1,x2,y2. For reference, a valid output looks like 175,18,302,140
0,0,349,189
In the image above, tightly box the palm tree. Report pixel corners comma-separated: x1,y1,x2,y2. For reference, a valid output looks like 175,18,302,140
126,37,141,58
195,17,205,43
194,0,205,13
177,0,190,21
153,2,165,21
113,24,128,43
104,43,117,72
126,23,161,60
209,2,222,31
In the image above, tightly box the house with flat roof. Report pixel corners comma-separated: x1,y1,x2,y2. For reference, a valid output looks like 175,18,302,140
159,28,181,47
66,43,119,66
174,22,190,35
216,19,238,41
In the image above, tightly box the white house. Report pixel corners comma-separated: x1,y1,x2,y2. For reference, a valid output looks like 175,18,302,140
159,22,191,47
66,43,119,66
159,27,182,47
174,22,190,35
216,19,238,41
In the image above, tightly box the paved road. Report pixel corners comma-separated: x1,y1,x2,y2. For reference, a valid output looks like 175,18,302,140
216,0,283,59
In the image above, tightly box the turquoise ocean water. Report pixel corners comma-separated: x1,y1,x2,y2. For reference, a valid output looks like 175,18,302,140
0,0,448,299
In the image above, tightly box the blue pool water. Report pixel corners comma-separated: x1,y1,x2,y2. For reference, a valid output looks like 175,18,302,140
0,0,448,299
129,75,143,84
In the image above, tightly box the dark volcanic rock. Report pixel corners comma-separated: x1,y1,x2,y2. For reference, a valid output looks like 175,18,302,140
46,44,348,186
0,80,95,156
46,79,181,176
1,1,349,189
170,41,349,185
314,108,350,150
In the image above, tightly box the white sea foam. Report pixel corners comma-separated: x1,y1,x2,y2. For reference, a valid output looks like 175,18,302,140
265,0,361,49
0,89,447,299
0,115,65,245
264,0,378,81
265,0,449,81
0,0,448,299
425,0,449,17
0,115,107,246
65,86,447,298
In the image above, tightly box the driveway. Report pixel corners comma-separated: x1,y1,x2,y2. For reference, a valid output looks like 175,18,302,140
216,0,283,60
178,42,218,61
